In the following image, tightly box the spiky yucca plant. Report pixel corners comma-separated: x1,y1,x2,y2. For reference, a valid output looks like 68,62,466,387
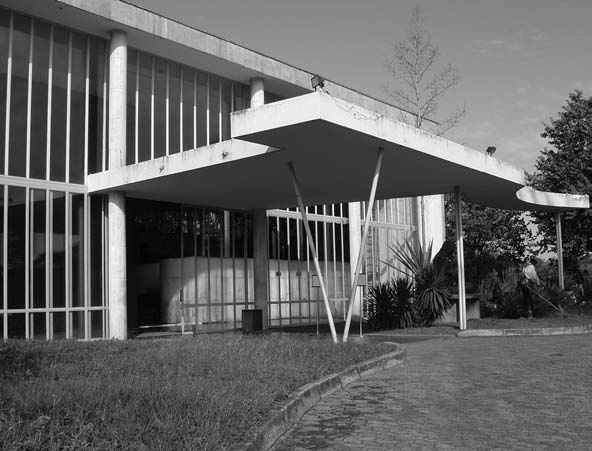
387,240,451,326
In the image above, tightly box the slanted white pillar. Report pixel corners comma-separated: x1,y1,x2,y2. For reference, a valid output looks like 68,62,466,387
555,211,564,290
288,162,338,343
250,77,264,108
348,202,362,322
108,31,128,339
343,148,384,342
455,186,467,330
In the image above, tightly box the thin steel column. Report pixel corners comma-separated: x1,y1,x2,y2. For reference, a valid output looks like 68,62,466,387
455,186,467,330
555,211,564,290
288,162,338,343
343,148,384,343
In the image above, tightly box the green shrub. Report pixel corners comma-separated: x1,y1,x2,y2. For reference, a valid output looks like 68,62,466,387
365,277,415,330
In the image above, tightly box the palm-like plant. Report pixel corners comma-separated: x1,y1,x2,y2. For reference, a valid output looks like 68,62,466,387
387,240,451,326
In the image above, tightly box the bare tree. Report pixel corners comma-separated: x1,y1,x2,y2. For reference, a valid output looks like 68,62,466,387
385,7,465,136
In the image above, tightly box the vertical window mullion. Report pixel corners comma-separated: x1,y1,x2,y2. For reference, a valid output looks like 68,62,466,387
45,189,50,339
4,13,13,176
134,52,139,164
165,61,169,156
179,66,183,152
25,20,33,179
206,74,209,146
84,194,89,339
65,32,71,183
65,192,71,338
48,191,53,338
218,78,222,143
2,187,7,339
24,187,30,338
193,70,197,150
45,25,53,181
150,56,154,160
101,44,107,171
83,37,89,183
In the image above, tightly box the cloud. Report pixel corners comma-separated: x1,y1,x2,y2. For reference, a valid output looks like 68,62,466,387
466,39,523,53
466,28,544,54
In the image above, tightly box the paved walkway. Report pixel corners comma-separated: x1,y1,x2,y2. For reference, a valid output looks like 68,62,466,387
273,335,592,451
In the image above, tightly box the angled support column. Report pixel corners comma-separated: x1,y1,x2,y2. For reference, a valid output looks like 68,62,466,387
288,162,338,343
455,186,467,330
343,148,384,343
555,211,564,290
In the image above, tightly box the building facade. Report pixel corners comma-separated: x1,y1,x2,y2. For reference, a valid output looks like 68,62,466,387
0,1,445,339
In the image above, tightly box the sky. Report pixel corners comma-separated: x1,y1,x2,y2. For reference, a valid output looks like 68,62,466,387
130,0,592,173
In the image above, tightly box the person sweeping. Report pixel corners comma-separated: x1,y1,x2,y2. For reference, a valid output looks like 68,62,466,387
520,257,541,318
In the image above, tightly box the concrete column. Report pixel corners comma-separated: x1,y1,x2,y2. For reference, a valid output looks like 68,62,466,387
108,192,127,338
108,31,128,339
348,202,362,319
223,211,231,257
252,209,269,329
250,78,264,108
422,194,446,254
109,31,127,169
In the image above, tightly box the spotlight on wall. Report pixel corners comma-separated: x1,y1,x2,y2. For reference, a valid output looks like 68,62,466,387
311,74,325,91
486,146,497,156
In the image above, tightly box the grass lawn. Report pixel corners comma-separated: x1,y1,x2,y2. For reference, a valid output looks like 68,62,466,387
0,334,383,451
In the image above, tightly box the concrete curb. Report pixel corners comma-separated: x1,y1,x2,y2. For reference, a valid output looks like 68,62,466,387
457,323,592,337
234,343,407,451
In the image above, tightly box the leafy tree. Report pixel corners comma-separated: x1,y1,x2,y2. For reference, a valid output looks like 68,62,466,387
443,195,534,289
384,7,465,136
445,196,534,261
528,90,592,258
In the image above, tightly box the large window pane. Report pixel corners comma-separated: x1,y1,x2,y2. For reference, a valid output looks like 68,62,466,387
52,311,65,339
182,66,194,151
71,311,84,338
138,52,151,162
126,49,136,165
153,57,166,158
221,78,231,141
0,186,3,310
31,189,46,309
50,27,68,182
196,71,207,147
90,195,103,307
88,37,105,174
69,33,85,184
52,191,65,307
0,12,9,173
168,62,180,154
7,312,25,338
90,310,103,338
8,14,30,177
7,186,26,309
30,20,50,179
71,194,84,307
31,312,46,339
209,74,219,144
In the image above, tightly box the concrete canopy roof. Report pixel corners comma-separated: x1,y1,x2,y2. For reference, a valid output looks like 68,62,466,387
89,92,588,212
230,92,588,212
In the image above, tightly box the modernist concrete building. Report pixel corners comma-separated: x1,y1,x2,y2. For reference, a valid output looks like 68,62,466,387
0,0,586,341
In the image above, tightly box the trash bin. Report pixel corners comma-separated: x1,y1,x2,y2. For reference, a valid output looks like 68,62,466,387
242,309,263,333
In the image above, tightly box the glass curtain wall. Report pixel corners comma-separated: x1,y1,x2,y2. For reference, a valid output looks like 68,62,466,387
267,205,351,325
125,49,250,164
0,8,108,339
363,197,417,288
